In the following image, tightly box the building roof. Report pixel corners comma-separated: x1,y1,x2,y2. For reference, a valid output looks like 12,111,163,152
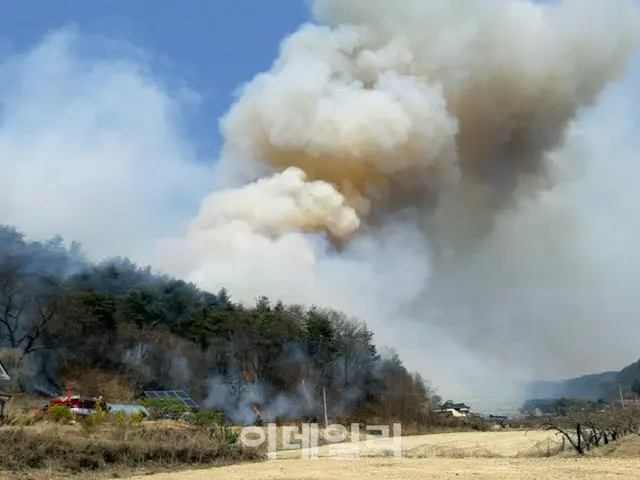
442,402,470,410
0,361,10,382
107,404,149,416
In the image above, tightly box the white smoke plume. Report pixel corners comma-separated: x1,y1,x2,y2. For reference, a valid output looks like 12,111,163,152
0,29,212,262
157,0,640,409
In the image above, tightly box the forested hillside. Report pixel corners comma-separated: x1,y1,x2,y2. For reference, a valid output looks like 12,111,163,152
524,363,640,405
0,225,437,424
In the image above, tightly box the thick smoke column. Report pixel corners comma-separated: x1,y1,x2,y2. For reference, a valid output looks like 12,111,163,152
158,0,640,406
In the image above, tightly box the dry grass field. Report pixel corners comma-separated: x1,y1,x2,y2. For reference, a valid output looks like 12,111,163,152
131,431,640,480
277,429,565,458
4,396,640,480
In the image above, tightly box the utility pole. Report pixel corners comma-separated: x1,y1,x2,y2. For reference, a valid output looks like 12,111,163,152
323,387,329,428
619,384,625,406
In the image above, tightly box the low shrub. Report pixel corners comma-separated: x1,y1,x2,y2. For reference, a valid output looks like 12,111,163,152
128,410,145,424
185,411,225,427
82,401,108,427
48,405,73,424
141,398,190,420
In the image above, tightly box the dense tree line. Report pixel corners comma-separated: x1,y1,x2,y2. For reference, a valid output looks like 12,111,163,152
0,226,436,424
520,398,608,416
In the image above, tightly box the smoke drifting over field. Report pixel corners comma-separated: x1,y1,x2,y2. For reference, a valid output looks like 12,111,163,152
157,0,640,404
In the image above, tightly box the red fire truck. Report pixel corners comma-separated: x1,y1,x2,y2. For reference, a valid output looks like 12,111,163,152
46,392,104,420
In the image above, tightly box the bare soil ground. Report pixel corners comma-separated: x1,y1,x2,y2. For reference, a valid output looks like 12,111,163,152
130,457,640,480
131,431,640,480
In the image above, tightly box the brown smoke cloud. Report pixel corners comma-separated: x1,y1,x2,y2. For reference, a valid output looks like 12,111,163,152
156,0,640,409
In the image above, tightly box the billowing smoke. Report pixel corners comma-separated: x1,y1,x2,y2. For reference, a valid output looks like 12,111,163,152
2,1,639,412
157,0,640,409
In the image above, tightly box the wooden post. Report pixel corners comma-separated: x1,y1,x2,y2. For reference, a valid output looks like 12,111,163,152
0,394,11,421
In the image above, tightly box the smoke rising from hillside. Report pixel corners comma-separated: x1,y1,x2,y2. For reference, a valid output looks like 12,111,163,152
158,0,640,405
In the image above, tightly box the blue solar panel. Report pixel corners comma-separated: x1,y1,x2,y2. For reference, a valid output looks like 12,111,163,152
183,399,198,408
176,391,188,399
144,391,158,398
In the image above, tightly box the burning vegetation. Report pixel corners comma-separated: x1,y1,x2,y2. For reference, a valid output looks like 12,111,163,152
0,225,437,426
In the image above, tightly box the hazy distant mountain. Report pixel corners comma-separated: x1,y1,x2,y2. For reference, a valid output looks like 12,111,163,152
524,359,640,401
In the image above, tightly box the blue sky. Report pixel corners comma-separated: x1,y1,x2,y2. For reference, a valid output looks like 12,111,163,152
0,0,310,158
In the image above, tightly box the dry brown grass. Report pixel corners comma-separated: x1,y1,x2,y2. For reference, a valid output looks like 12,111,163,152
61,367,138,403
2,422,638,479
272,429,563,459
132,431,640,480
4,394,47,417
585,433,640,458
0,421,262,478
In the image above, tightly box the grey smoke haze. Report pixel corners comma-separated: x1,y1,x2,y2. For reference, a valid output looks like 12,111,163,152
2,1,640,411
201,341,373,424
203,375,317,425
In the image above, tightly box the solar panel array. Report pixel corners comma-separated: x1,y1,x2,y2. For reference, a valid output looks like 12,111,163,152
144,390,198,409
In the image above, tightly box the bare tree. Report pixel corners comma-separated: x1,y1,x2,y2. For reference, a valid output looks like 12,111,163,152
0,265,62,363
0,264,28,349
542,414,588,455
541,404,640,455
332,313,373,391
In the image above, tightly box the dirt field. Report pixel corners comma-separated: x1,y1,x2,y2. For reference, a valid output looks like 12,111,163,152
276,429,565,459
131,430,640,479
132,457,640,479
